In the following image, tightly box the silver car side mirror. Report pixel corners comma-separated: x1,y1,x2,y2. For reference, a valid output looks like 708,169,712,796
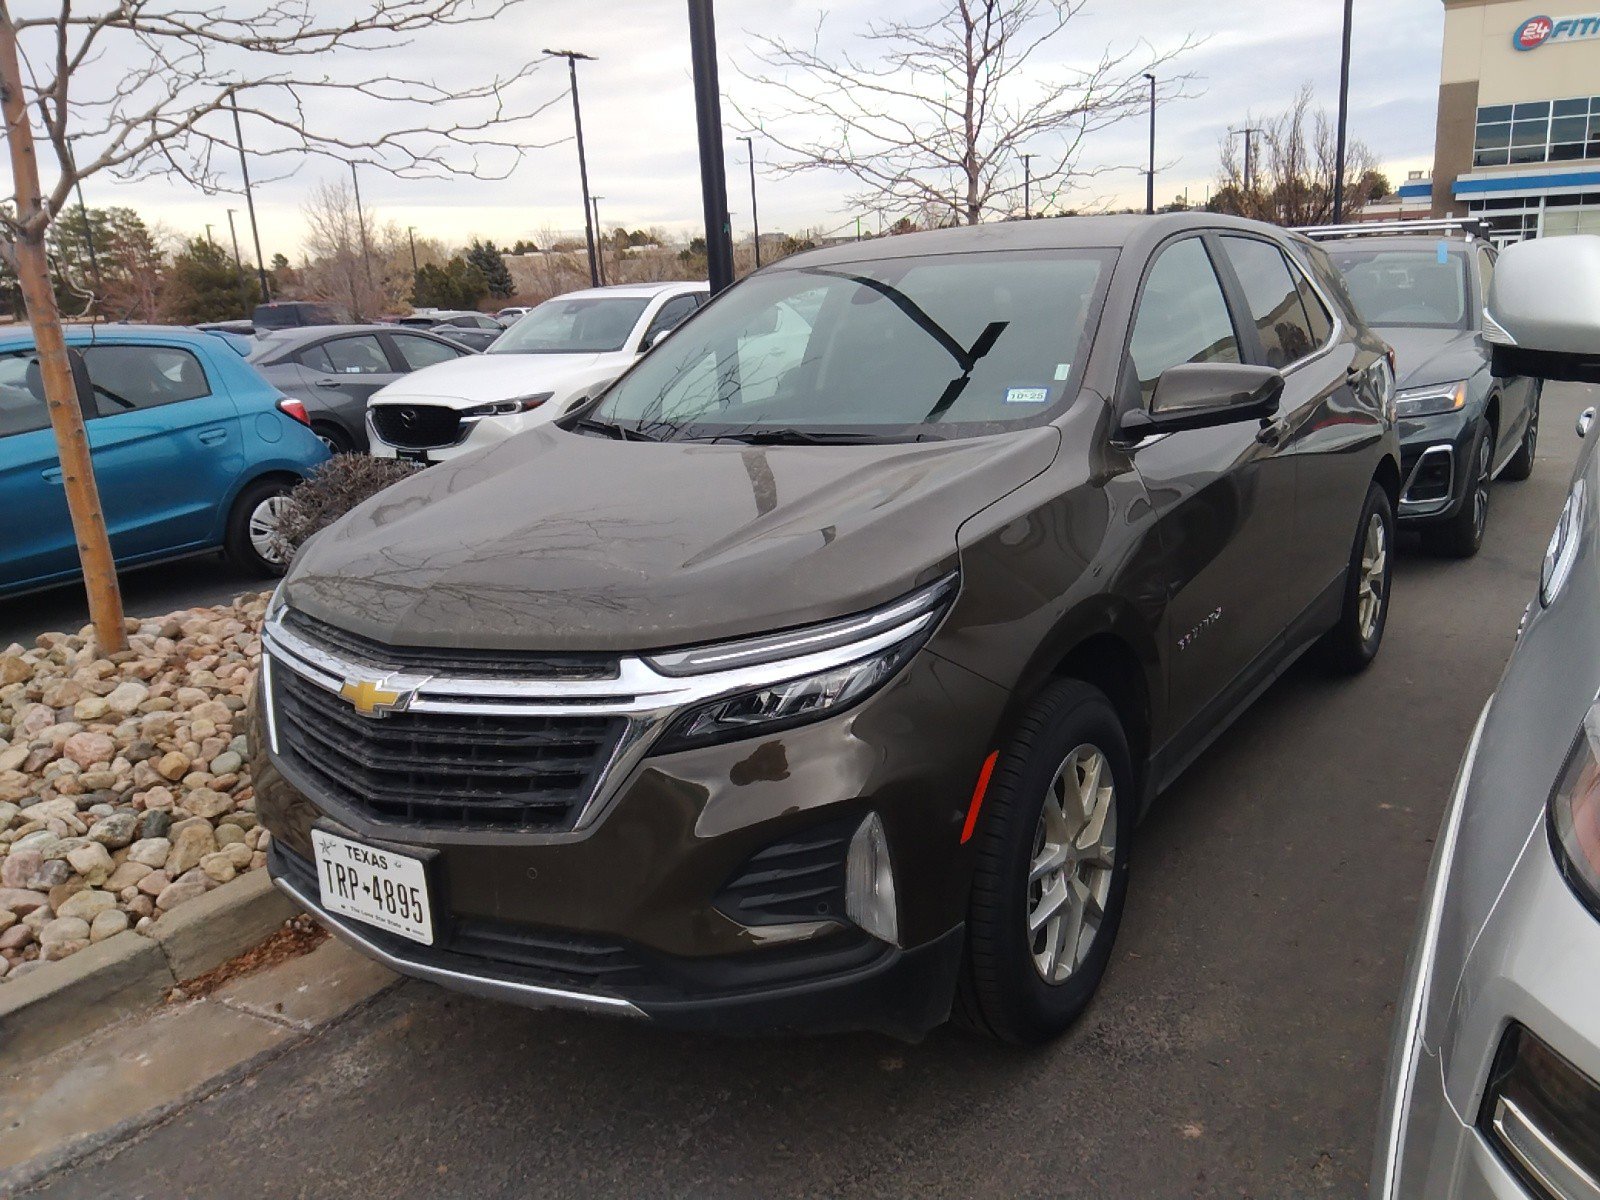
1486,235,1600,385
1580,408,1595,438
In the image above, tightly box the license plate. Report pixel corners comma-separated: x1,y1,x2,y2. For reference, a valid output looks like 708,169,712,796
396,448,430,464
311,828,433,945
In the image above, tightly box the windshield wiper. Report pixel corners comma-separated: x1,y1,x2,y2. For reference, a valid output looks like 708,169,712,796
708,428,932,446
569,416,660,442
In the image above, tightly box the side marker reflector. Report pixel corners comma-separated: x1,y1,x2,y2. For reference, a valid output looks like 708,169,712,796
960,751,999,844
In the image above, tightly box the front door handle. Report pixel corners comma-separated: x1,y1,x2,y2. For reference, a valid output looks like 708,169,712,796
198,428,227,445
41,467,62,484
316,379,343,389
1256,419,1290,447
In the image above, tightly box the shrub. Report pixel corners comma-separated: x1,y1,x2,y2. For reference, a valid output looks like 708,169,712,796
273,455,422,561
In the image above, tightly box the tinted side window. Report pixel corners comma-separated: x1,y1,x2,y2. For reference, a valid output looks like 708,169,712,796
392,334,463,370
643,295,700,344
0,352,49,438
299,344,334,373
1290,261,1334,348
82,345,210,417
1220,236,1318,368
1127,238,1241,405
321,336,390,375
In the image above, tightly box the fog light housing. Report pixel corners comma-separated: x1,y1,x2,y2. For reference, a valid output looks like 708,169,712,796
1479,1023,1600,1200
845,813,898,946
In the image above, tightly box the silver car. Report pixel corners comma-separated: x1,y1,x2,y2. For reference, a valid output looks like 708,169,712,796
1374,234,1600,1198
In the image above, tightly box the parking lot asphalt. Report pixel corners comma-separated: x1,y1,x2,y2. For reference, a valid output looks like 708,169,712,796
23,381,1599,1200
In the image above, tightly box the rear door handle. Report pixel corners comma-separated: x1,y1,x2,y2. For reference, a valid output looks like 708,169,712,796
41,467,62,484
198,428,227,445
316,379,343,389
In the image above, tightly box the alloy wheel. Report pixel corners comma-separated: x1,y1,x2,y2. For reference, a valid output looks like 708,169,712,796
1358,511,1387,642
248,494,291,566
1472,435,1492,542
1027,744,1117,984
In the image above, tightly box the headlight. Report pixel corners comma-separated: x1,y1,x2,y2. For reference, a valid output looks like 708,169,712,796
1479,1024,1600,1200
1543,478,1586,607
648,575,955,751
1394,380,1467,419
264,581,288,623
461,393,552,419
1551,701,1600,921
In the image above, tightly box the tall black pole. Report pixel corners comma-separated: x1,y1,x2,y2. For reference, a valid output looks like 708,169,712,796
225,208,244,274
1332,0,1355,223
545,49,599,288
591,196,606,286
1144,73,1157,215
350,161,375,303
688,0,734,294
407,226,418,274
229,98,271,303
738,134,760,267
1021,153,1033,219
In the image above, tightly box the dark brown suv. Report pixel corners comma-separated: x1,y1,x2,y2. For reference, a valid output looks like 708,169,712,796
253,214,1400,1043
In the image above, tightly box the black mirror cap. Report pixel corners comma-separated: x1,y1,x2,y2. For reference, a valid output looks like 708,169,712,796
1122,363,1285,440
1493,344,1600,387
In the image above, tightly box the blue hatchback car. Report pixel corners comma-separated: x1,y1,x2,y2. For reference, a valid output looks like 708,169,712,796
0,325,328,596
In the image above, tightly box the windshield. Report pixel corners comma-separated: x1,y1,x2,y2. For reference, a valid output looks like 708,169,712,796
584,249,1112,442
1325,246,1471,330
490,296,651,354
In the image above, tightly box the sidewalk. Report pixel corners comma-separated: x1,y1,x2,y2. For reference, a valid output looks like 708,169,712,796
0,934,396,1192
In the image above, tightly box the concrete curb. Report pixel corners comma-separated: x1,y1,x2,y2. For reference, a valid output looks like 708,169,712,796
0,868,302,1064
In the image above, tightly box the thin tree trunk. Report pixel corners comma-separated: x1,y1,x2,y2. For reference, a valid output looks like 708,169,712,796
0,14,127,652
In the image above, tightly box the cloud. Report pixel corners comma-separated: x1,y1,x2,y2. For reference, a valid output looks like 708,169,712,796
55,0,1444,258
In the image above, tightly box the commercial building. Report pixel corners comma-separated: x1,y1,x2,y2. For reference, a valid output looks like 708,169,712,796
1434,0,1600,243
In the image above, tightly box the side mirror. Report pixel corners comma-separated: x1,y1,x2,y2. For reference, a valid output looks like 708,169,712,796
1121,363,1284,440
639,328,666,352
1486,235,1600,384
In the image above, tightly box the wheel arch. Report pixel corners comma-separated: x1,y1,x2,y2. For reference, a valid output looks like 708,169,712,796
1373,452,1401,510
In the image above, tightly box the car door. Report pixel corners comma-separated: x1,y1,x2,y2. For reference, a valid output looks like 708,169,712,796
79,339,245,560
0,351,78,589
1216,233,1359,616
1123,234,1298,740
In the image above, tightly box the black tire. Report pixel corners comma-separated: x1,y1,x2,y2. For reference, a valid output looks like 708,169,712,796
224,477,295,578
1320,481,1395,675
311,421,355,455
956,680,1134,1044
1501,390,1539,482
1423,425,1492,559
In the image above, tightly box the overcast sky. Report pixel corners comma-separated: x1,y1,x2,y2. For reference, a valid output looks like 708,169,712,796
63,0,1445,260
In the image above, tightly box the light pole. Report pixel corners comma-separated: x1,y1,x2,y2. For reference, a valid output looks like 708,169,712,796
225,208,244,275
687,0,734,294
545,48,600,288
1021,152,1033,219
737,134,761,267
228,97,271,303
1332,0,1355,223
407,226,419,274
1144,73,1157,215
590,196,606,286
350,161,375,305
204,223,214,246
1230,126,1264,198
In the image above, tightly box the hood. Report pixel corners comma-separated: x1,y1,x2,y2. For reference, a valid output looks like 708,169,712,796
1380,326,1485,391
370,351,619,408
285,425,1061,652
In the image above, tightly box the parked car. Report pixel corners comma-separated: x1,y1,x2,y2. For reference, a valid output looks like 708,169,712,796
0,325,327,594
495,305,533,325
254,215,1400,1042
395,310,505,352
194,319,257,337
247,325,474,453
1371,234,1600,1199
367,281,708,463
252,301,351,332
1311,219,1541,557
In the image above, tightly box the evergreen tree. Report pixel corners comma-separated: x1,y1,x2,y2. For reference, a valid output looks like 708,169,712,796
160,238,255,323
411,256,489,309
465,239,513,299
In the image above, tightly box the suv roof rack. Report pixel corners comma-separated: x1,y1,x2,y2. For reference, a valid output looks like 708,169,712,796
1295,218,1484,241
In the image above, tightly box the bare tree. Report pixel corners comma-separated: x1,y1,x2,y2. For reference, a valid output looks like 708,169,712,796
0,0,557,649
300,180,413,319
1212,85,1380,227
734,0,1196,226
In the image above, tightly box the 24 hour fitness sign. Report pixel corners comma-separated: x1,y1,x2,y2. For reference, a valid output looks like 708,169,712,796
1514,13,1600,49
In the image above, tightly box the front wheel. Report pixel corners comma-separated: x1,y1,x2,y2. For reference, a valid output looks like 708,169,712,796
1423,426,1492,559
1502,391,1539,482
1320,481,1394,674
224,478,295,577
956,680,1134,1044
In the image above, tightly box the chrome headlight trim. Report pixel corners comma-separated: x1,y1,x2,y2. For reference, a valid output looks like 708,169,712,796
1394,380,1468,419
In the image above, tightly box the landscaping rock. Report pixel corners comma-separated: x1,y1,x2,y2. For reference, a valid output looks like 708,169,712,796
183,788,234,820
137,809,172,840
127,837,172,867
90,907,130,941
65,841,115,885
155,750,191,781
56,888,116,922
39,915,91,947
155,878,208,911
104,680,150,715
0,887,49,914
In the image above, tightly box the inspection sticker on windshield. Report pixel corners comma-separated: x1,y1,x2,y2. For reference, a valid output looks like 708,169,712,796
1437,241,1450,264
1054,363,1072,381
1005,387,1050,404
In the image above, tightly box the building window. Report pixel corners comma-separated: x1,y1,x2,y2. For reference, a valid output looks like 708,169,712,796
1474,95,1600,167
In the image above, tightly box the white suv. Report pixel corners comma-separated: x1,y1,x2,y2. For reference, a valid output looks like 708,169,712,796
367,281,708,463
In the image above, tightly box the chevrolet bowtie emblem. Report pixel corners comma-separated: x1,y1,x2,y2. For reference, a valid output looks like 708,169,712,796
339,677,409,719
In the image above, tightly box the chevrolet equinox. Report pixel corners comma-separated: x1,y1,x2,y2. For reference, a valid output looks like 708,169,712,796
253,214,1401,1044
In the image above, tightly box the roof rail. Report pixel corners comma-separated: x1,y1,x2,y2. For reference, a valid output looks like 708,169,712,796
1294,218,1483,241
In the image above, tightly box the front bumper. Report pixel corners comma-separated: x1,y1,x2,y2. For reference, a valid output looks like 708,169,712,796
1397,410,1479,525
367,406,528,464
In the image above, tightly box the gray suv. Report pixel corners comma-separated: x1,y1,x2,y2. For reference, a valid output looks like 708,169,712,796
252,214,1400,1043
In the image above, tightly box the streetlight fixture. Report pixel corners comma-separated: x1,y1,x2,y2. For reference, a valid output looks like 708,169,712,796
737,134,761,267
544,48,600,288
1021,152,1034,219
687,0,734,294
590,195,606,286
1332,0,1355,223
227,97,271,303
1229,126,1264,197
1143,73,1157,215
